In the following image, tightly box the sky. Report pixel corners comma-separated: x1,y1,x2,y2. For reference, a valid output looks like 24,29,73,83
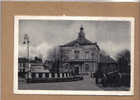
18,20,131,60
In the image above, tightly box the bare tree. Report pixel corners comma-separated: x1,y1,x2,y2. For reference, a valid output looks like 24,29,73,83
99,50,110,59
46,46,61,72
116,49,130,73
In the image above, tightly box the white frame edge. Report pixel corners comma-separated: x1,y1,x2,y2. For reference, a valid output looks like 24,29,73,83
14,16,135,95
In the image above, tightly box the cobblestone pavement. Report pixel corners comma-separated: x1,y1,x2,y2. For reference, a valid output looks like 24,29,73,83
18,75,129,91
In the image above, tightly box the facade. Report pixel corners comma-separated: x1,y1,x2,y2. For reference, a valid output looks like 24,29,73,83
59,26,100,75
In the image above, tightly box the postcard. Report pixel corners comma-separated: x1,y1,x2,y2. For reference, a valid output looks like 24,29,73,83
14,16,134,95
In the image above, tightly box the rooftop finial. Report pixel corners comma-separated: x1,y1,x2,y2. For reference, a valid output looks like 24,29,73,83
80,25,84,31
78,25,85,39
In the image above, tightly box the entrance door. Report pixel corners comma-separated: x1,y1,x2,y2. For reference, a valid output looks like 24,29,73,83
74,67,79,75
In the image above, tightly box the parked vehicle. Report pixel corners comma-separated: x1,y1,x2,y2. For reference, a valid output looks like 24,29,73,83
118,73,130,87
101,71,121,87
95,70,130,87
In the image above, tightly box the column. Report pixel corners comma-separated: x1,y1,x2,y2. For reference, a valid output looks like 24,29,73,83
28,72,32,79
35,73,39,78
67,73,69,77
83,63,85,73
93,63,95,73
49,73,52,78
25,73,28,79
55,73,58,78
60,73,63,78
42,73,46,78
81,64,82,73
64,73,66,78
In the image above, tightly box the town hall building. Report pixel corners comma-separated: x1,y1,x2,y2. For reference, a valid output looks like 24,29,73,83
59,26,100,75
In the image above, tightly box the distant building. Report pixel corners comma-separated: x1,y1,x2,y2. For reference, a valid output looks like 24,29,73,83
98,55,118,74
18,57,46,73
59,26,100,75
30,64,50,73
30,57,42,65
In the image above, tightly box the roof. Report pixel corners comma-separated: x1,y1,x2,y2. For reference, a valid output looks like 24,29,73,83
61,38,96,47
60,26,100,50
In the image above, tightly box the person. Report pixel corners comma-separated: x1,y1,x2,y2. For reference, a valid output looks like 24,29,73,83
90,72,93,78
102,73,108,87
95,71,103,84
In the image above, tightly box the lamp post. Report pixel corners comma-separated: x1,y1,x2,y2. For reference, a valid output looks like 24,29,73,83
23,34,31,79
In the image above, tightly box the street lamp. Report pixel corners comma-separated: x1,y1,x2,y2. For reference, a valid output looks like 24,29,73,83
23,34,31,79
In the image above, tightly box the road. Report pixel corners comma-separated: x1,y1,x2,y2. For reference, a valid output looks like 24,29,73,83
18,75,129,91
19,75,102,90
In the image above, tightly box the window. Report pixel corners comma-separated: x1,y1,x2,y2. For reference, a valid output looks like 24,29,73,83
75,43,79,47
74,50,80,59
63,63,70,71
63,54,69,61
39,73,42,78
91,53,94,59
85,51,89,59
85,64,89,72
65,63,69,69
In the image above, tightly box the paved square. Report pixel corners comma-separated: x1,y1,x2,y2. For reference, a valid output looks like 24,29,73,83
18,76,129,91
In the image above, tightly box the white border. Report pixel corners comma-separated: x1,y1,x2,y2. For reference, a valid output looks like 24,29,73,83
14,16,135,95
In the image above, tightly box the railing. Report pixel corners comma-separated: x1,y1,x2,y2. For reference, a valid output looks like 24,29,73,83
25,72,83,83
26,72,72,79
